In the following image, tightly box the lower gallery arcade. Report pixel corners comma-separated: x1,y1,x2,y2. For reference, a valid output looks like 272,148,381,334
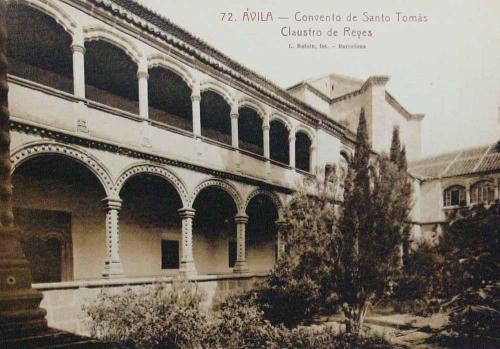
12,152,283,285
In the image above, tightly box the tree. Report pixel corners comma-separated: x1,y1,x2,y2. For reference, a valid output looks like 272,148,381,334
334,109,412,334
258,168,340,327
389,127,413,267
434,202,500,346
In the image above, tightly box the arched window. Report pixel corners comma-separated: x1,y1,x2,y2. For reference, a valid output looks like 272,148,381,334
85,40,139,113
238,107,263,155
443,185,466,207
6,3,73,93
269,120,289,164
148,67,192,131
295,131,312,172
200,90,231,145
470,180,495,204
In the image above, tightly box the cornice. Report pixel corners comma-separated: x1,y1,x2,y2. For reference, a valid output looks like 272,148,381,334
10,119,294,195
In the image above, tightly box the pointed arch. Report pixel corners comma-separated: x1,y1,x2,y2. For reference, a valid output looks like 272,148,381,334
11,141,113,196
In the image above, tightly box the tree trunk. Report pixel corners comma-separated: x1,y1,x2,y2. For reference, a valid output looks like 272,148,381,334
343,301,369,335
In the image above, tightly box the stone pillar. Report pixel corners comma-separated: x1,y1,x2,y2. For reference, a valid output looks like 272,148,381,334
191,82,201,136
263,117,270,158
233,214,248,273
137,70,149,118
275,219,287,260
178,208,197,277
102,198,124,278
230,105,239,148
71,43,85,99
289,133,296,168
0,8,47,336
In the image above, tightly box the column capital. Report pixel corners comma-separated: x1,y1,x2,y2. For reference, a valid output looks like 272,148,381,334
234,214,248,224
71,43,85,54
191,94,201,102
262,121,270,131
137,70,149,80
289,134,296,142
102,197,122,210
230,110,239,119
178,207,196,219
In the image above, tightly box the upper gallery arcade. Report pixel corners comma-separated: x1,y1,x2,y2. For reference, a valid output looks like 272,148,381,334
5,0,424,286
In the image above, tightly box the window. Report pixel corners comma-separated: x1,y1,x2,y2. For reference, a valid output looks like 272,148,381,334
443,185,466,207
228,240,237,268
470,180,495,204
161,240,179,269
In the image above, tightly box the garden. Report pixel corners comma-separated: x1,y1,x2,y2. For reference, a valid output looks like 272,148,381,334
83,111,499,349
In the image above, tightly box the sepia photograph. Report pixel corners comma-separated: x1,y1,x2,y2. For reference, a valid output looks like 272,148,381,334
0,0,498,348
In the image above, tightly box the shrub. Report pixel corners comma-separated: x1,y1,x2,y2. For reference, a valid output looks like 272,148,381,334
209,293,282,349
82,281,209,349
254,260,327,328
445,282,500,342
280,326,407,349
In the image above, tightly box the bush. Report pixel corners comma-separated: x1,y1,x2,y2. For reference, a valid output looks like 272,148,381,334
209,293,282,349
445,282,500,341
255,263,326,328
280,326,407,349
82,281,209,349
84,281,407,349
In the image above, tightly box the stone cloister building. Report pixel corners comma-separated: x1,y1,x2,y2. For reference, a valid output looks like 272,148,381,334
7,0,498,334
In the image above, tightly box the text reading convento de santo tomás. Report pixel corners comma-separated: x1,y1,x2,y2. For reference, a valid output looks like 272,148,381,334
220,10,429,39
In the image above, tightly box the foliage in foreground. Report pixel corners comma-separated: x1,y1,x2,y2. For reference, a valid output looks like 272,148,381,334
83,281,406,349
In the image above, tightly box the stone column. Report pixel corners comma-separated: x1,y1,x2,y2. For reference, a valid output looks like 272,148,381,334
0,7,47,335
178,208,197,277
230,105,239,148
263,117,270,158
233,214,248,273
289,133,296,168
102,198,124,278
191,83,201,136
137,70,149,118
71,43,85,99
275,219,287,260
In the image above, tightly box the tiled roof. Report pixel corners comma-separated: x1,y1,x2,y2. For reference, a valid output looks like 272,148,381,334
409,142,500,180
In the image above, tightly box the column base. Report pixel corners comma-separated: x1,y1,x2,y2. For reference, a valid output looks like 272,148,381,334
179,260,197,278
0,227,47,338
102,260,124,278
233,261,249,273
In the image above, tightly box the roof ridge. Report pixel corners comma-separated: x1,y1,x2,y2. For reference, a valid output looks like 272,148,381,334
439,149,464,178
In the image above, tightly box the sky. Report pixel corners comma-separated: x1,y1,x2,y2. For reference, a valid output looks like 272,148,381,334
138,0,500,156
